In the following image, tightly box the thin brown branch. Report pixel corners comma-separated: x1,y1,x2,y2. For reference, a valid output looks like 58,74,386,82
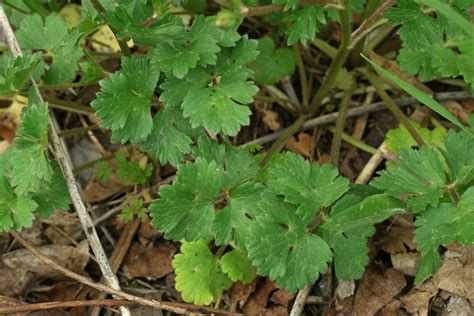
244,91,470,147
351,0,396,45
0,299,136,314
9,231,242,316
241,0,328,17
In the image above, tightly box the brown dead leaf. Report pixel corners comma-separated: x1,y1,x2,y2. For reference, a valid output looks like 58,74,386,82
379,300,401,316
229,279,258,309
242,279,283,316
286,132,315,158
391,252,419,276
437,261,474,303
445,296,474,315
83,175,125,203
0,242,90,297
378,226,416,254
271,288,295,308
254,101,281,131
43,213,81,245
123,242,177,279
353,267,406,316
443,100,472,125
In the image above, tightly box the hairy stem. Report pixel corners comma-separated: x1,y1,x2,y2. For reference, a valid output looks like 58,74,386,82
361,69,425,147
327,126,377,154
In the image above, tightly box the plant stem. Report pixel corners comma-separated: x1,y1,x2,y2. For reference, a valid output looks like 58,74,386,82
39,80,102,90
308,4,352,115
350,0,382,66
18,92,95,114
293,44,310,112
447,186,460,204
327,126,377,154
259,115,308,169
330,86,353,166
23,0,48,18
89,0,131,57
241,0,327,16
73,154,115,174
58,124,100,138
360,69,425,147
3,0,30,14
312,38,337,59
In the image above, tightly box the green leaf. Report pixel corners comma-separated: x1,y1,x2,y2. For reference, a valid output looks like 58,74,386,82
116,151,153,185
385,121,447,153
4,103,52,195
95,161,113,181
140,106,203,167
0,53,41,96
31,161,71,218
440,130,474,189
319,194,405,280
268,153,350,225
150,158,223,241
0,158,37,232
371,147,446,212
414,187,474,283
149,16,221,78
419,0,474,37
213,182,265,248
363,54,473,137
285,5,326,45
92,56,159,144
253,36,295,84
247,194,332,292
172,240,232,305
220,249,256,283
160,37,259,136
16,13,86,84
17,13,68,50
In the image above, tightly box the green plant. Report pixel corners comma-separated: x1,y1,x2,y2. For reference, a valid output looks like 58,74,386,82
1,0,473,310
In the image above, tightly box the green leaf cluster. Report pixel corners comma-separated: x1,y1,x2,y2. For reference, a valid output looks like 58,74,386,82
385,0,474,91
0,53,41,96
371,131,473,283
0,103,70,231
16,13,96,84
150,140,405,301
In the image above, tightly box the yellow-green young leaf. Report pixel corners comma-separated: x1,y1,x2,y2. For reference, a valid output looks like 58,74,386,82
160,37,259,136
220,249,256,283
92,57,159,144
248,194,332,292
414,187,474,284
386,121,446,153
4,103,52,195
150,158,223,242
268,153,350,225
172,240,232,305
318,194,405,280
